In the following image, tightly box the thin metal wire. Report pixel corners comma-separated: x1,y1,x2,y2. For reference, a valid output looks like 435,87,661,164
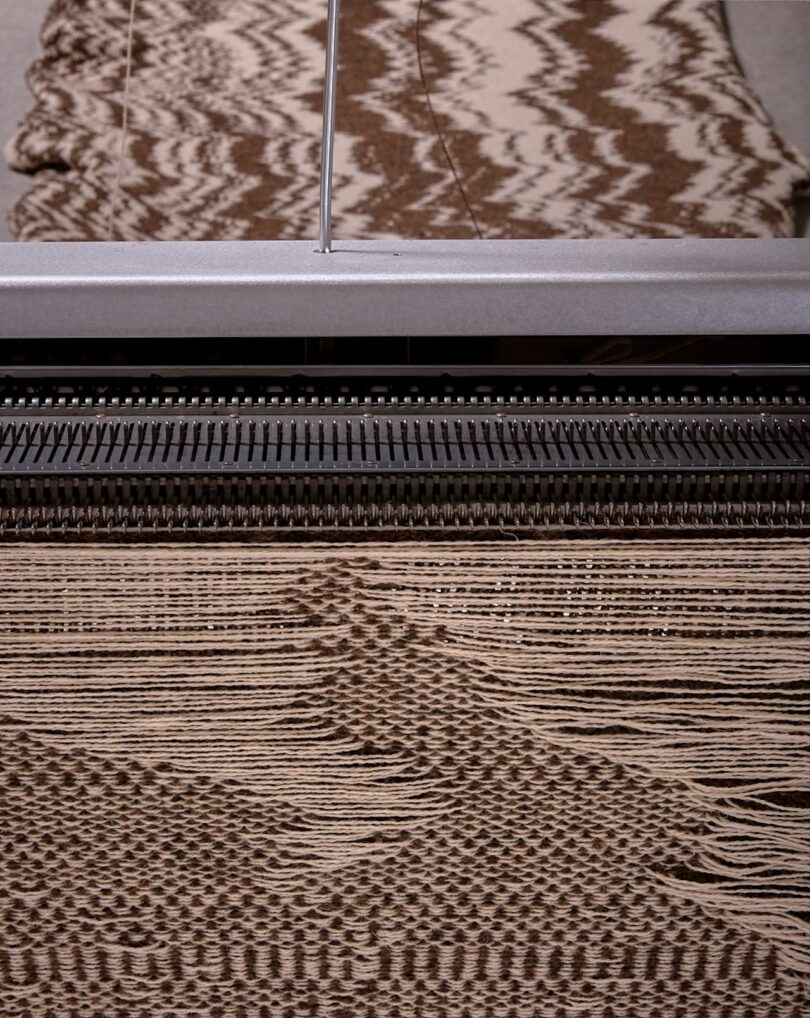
318,0,342,253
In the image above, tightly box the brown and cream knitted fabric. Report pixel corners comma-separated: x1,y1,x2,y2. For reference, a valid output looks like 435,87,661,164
5,0,809,241
1,540,808,1017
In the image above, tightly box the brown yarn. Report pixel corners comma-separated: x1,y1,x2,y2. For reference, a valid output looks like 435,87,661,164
6,0,810,240
0,539,808,1016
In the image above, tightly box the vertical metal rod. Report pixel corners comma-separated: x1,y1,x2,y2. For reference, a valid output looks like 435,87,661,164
318,0,342,253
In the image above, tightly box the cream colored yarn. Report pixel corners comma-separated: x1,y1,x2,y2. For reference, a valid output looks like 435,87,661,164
0,539,807,1016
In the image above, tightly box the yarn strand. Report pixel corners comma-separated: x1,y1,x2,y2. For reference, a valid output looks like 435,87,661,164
107,0,138,240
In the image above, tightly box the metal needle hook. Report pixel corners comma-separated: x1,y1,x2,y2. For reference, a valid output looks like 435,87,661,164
318,0,342,253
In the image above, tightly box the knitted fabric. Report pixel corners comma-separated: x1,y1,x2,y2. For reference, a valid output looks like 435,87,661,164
5,0,809,240
0,539,808,1017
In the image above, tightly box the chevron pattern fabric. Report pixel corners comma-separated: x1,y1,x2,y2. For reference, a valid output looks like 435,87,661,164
5,0,809,241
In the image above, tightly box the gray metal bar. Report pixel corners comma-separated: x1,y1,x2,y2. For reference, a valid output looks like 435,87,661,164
318,0,341,253
0,238,808,339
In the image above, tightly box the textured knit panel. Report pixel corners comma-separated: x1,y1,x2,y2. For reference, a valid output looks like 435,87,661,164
5,0,809,240
0,540,808,1018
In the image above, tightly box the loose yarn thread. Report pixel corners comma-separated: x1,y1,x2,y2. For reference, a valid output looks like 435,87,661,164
0,540,807,981
107,0,138,240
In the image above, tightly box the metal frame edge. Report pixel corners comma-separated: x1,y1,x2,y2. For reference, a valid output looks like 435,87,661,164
1,238,808,339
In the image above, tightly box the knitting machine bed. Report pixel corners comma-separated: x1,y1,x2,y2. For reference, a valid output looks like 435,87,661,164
3,396,806,476
1,0,807,536
1,366,807,534
2,236,807,536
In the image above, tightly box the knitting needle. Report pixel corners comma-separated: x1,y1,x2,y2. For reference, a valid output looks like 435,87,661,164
318,0,342,253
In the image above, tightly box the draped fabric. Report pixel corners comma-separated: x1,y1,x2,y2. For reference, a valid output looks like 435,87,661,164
5,0,809,240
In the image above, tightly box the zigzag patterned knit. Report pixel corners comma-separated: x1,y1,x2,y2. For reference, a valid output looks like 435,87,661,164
0,540,808,1017
5,0,810,240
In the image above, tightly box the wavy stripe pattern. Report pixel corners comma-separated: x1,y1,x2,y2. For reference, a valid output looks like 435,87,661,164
4,0,809,240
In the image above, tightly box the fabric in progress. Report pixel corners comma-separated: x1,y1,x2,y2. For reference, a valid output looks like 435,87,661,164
0,540,808,1016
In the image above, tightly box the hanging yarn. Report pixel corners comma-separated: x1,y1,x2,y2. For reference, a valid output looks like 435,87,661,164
1,539,808,1016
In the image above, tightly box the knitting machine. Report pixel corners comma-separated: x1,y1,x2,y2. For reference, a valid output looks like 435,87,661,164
0,0,808,537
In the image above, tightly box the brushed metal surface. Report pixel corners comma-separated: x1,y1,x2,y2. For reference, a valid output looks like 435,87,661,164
1,238,808,338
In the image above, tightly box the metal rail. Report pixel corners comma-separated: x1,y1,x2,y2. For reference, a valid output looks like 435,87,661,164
1,239,809,339
318,0,341,253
